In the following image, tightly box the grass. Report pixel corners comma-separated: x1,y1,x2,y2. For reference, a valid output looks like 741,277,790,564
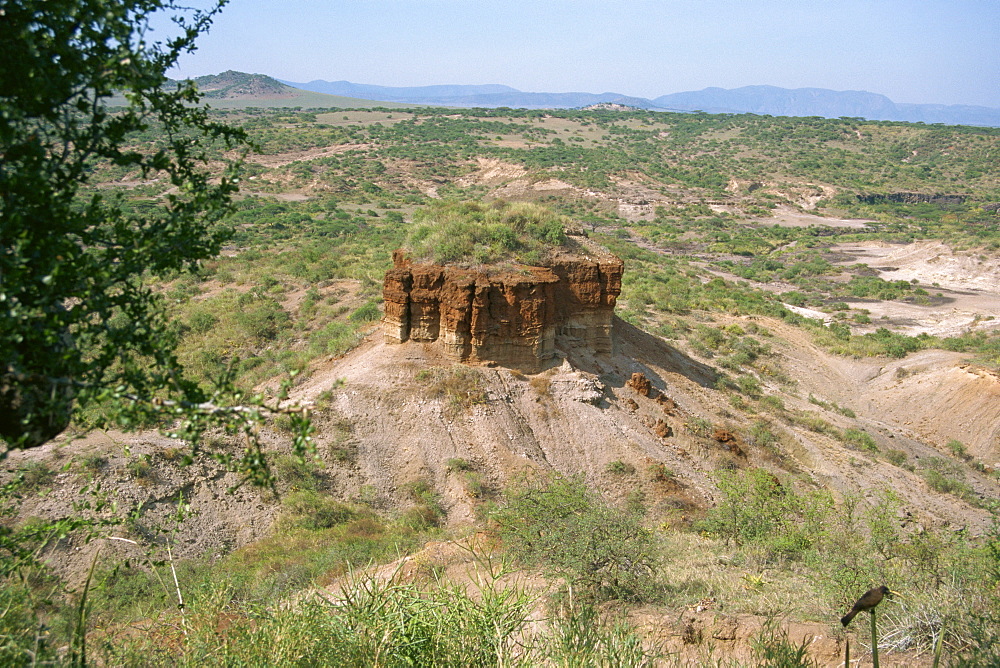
404,199,570,266
3,469,999,665
415,365,488,413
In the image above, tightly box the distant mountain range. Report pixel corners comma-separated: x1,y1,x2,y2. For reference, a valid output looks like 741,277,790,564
177,72,1000,127
282,77,1000,127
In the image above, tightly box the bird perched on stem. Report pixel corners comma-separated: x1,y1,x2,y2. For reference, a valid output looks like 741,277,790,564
841,585,894,626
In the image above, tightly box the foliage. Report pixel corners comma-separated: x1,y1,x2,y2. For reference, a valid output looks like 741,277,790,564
405,199,569,266
0,0,248,448
491,474,658,602
0,0,317,491
700,468,834,557
415,365,488,413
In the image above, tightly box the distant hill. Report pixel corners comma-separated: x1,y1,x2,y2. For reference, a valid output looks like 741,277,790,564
281,78,667,110
283,80,520,101
652,86,1000,127
283,77,1000,126
115,71,416,110
193,71,297,99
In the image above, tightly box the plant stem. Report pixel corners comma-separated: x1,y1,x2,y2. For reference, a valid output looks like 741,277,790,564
870,608,879,668
932,623,944,668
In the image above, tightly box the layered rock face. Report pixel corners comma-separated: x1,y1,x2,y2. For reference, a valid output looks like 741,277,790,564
383,247,623,372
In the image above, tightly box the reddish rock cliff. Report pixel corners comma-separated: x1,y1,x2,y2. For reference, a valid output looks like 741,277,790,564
383,242,623,372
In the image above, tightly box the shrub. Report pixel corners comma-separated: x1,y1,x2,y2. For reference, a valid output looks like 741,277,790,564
405,200,569,266
78,454,108,475
606,460,635,475
759,395,786,413
273,454,322,491
402,479,445,529
125,455,152,482
492,474,659,602
446,457,474,472
15,461,55,490
415,366,487,413
842,428,879,454
280,491,356,530
700,468,833,558
922,468,975,501
349,300,381,323
885,449,908,466
947,439,969,459
686,417,713,438
647,463,675,483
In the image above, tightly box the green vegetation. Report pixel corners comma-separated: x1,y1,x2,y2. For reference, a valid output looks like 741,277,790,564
415,365,488,413
491,474,659,602
1,0,247,448
4,470,997,664
405,199,569,266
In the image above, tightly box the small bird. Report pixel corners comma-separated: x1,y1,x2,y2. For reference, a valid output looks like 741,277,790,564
841,585,892,626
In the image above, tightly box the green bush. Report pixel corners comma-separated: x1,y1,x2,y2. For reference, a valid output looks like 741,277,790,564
405,200,569,266
280,490,356,531
492,474,659,602
606,460,636,475
842,428,879,454
700,468,833,558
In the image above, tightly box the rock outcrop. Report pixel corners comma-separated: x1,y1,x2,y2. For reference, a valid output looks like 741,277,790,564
383,244,623,372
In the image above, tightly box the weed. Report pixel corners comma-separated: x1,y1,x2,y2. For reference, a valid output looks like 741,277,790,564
416,365,487,413
686,416,713,438
842,428,879,454
606,460,636,475
125,455,153,483
446,457,474,472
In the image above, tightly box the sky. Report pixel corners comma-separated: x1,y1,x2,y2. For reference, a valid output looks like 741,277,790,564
160,0,1000,108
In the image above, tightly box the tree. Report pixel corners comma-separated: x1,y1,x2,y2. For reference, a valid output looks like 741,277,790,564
0,1,309,481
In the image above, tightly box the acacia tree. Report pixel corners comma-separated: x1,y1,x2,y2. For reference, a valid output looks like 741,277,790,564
0,0,309,480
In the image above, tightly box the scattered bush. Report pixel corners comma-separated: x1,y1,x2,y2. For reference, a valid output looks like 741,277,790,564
492,474,659,602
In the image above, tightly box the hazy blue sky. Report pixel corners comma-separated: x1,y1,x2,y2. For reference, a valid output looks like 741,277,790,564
162,0,1000,107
